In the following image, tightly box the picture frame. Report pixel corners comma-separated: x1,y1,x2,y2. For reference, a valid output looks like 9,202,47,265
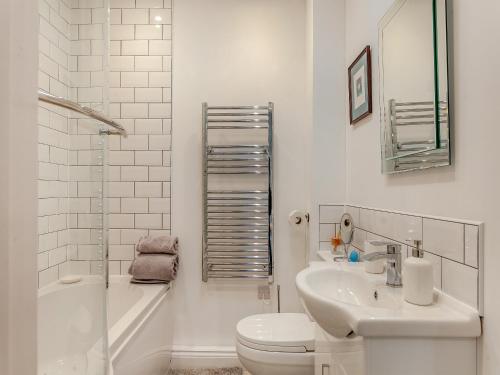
348,46,372,124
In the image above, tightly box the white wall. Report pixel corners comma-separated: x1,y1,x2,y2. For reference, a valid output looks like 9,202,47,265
309,0,347,257
343,0,500,373
0,0,38,373
172,0,309,347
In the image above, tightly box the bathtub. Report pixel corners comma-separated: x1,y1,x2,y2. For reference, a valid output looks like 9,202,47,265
38,275,173,375
108,275,174,375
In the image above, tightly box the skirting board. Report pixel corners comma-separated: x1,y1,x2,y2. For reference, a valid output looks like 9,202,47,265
171,346,242,368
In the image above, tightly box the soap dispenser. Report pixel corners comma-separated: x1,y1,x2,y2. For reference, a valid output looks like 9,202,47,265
403,240,434,306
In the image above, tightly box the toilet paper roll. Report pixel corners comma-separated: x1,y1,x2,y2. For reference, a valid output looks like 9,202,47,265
288,210,307,226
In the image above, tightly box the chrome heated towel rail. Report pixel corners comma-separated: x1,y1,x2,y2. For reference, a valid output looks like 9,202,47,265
202,103,274,282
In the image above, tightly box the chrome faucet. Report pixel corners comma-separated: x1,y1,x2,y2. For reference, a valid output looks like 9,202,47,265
362,243,403,287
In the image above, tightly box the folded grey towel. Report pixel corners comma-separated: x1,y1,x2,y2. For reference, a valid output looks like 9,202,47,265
128,254,179,283
136,235,179,255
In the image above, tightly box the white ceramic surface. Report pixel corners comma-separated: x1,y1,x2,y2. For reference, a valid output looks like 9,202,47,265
108,276,173,375
235,313,316,375
236,313,315,351
296,262,481,338
38,276,107,375
37,275,172,375
236,341,314,375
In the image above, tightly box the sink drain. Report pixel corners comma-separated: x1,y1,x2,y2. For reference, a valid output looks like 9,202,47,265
373,291,378,300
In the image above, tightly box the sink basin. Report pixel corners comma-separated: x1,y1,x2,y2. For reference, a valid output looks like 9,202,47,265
296,262,481,338
303,265,401,310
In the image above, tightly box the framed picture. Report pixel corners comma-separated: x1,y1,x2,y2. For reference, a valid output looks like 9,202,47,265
348,46,372,124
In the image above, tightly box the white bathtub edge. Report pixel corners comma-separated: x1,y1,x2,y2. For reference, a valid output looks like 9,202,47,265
108,279,170,357
112,291,167,360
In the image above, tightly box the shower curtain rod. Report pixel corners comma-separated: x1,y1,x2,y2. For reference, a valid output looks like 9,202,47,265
38,90,127,137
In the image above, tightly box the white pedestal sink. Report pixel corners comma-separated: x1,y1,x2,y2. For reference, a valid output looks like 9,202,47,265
296,262,481,375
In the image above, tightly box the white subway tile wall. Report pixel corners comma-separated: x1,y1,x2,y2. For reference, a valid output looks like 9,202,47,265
108,0,172,275
422,219,464,263
318,204,483,312
38,0,172,285
38,0,72,288
317,205,343,252
68,0,108,280
442,258,479,309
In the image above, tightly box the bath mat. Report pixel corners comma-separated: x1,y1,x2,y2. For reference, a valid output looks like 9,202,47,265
167,368,249,375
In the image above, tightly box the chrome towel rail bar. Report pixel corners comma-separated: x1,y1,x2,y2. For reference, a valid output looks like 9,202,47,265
208,224,268,228
209,145,267,148
208,228,268,233
208,189,268,194
207,105,269,110
207,196,268,200
207,242,268,247
208,118,269,123
208,251,269,255
208,257,269,261
211,268,270,273
207,203,268,207
208,158,268,162
38,90,127,137
207,164,269,169
209,112,268,116
207,216,268,220
394,100,447,106
207,171,268,175
209,154,268,157
207,275,269,279
207,125,269,130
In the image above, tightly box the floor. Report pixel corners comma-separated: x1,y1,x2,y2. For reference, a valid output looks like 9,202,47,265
167,368,251,375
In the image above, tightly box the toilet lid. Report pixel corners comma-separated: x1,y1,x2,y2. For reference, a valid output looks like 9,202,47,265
237,313,315,352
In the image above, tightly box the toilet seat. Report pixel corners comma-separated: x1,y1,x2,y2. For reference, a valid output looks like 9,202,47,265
236,340,315,366
236,313,363,375
236,313,315,353
238,336,307,353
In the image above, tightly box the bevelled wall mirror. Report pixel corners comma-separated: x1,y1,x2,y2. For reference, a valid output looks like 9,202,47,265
379,0,450,174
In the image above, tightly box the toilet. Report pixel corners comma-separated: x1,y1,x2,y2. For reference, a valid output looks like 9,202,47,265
236,313,316,375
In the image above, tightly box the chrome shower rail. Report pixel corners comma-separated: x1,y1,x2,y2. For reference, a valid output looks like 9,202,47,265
202,103,274,282
38,90,127,137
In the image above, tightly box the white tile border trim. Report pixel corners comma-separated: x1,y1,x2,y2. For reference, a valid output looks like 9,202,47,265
345,203,483,226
